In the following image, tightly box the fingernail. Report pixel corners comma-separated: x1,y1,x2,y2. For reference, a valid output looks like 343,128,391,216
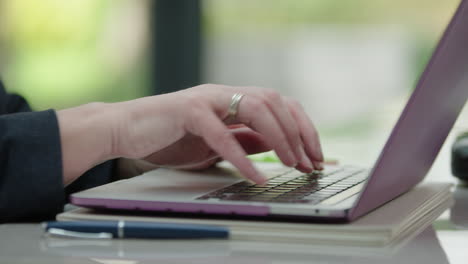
301,153,313,171
287,150,297,167
296,146,313,170
314,161,324,170
255,174,268,186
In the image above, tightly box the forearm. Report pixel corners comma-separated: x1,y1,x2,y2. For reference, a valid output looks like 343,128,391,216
57,102,115,186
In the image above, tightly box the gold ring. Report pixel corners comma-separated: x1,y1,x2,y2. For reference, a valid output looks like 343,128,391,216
227,93,245,119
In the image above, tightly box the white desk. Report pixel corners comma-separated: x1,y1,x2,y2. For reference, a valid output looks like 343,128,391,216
0,223,453,264
1,185,468,264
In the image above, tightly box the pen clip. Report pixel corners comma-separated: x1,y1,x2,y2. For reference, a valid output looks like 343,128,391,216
46,228,113,239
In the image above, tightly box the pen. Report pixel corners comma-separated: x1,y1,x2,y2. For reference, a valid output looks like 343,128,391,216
43,220,229,239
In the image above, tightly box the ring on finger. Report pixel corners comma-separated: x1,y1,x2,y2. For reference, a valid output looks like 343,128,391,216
227,93,245,119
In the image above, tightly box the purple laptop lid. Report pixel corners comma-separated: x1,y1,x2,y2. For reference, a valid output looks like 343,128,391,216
350,0,468,220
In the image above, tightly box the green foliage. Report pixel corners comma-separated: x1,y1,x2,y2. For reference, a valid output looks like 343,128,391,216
1,0,149,110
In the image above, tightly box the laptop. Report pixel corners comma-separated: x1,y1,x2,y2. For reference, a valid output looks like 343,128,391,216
71,0,468,222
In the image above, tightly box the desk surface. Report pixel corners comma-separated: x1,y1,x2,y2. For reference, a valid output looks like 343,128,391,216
0,185,467,264
0,220,466,264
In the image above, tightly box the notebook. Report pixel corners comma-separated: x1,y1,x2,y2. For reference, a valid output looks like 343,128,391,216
71,0,468,222
62,182,453,248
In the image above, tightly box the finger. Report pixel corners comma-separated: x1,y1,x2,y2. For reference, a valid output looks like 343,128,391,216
286,98,324,167
199,85,311,170
186,107,268,184
295,162,313,173
227,87,303,164
246,88,303,161
295,144,314,173
235,95,298,167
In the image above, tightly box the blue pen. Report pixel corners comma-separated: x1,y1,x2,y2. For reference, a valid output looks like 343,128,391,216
43,220,229,239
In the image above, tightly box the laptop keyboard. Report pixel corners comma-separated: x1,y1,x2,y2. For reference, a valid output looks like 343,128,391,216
197,166,369,205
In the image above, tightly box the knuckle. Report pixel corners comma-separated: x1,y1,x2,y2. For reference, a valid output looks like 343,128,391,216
246,97,267,114
262,89,282,105
287,97,303,109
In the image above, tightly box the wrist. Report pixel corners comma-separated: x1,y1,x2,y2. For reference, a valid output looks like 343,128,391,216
57,102,115,185
109,94,186,159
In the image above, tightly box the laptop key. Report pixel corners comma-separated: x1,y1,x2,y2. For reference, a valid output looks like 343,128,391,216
196,167,369,202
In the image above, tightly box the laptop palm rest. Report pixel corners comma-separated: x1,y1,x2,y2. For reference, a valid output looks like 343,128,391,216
74,167,246,201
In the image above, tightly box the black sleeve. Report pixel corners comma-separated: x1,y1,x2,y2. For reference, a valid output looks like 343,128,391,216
0,84,31,113
0,81,116,223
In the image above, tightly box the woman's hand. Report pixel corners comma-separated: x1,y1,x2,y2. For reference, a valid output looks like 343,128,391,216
58,84,323,185
112,84,323,184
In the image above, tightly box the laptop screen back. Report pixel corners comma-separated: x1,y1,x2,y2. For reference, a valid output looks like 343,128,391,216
350,0,468,220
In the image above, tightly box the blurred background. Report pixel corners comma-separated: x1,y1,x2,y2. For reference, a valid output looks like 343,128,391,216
0,0,466,176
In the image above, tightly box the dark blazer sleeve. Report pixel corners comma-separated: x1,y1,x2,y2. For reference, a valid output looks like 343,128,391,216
0,81,116,223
